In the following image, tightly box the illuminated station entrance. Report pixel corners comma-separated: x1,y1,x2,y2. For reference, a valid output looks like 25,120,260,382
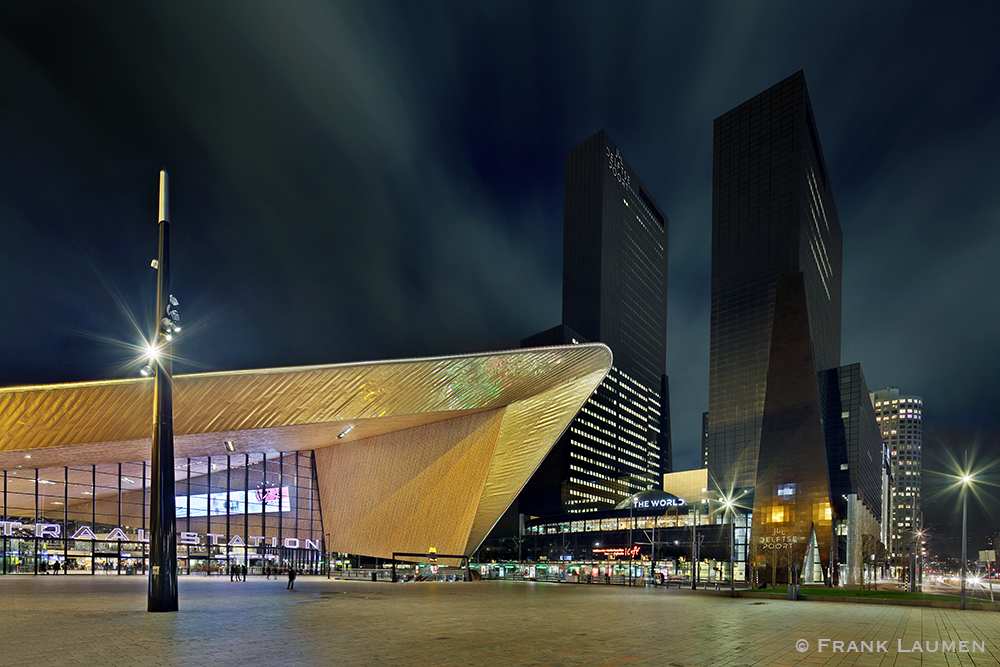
1,452,324,576
0,345,614,579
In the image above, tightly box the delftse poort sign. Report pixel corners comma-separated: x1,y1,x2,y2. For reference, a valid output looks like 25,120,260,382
758,528,801,550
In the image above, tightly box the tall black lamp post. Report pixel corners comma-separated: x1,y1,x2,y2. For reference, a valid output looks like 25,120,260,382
909,494,918,593
723,497,736,598
628,500,633,587
148,170,180,612
961,474,972,610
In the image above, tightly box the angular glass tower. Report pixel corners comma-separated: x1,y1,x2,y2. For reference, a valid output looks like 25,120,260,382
706,71,843,493
519,130,670,515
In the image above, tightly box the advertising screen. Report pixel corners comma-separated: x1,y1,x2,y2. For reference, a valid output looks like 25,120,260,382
176,487,291,518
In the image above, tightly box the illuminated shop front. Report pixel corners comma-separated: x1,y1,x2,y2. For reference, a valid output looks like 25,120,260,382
1,452,323,575
477,487,749,584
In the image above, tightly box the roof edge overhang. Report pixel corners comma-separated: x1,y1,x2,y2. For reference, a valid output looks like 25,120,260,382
1,344,613,469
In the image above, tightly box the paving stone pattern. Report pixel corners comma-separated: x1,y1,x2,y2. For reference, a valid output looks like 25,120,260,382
2,575,999,666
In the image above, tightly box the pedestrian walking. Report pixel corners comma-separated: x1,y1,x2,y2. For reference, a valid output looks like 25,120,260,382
241,564,248,581
287,567,296,590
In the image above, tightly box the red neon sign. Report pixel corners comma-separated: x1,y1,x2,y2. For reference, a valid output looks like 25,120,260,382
592,545,641,559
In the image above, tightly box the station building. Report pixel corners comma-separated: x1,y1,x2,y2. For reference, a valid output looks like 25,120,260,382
0,345,611,575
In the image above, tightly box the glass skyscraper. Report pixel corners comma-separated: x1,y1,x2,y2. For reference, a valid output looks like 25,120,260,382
822,364,884,515
519,130,670,515
706,71,843,494
561,130,669,392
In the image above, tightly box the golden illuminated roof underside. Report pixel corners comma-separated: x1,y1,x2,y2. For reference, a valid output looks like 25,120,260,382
0,345,612,560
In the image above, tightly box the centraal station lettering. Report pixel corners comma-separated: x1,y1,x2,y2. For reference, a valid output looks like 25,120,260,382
0,521,319,550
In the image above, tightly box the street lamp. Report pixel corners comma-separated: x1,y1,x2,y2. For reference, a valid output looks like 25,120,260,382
909,494,918,593
690,503,698,590
629,498,634,587
915,529,925,589
723,497,736,598
961,474,972,610
147,169,179,613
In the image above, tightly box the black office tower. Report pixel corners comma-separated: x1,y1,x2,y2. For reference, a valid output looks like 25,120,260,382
520,130,670,515
706,71,843,494
562,131,669,390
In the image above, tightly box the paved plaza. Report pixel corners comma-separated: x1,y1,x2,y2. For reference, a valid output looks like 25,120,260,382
2,575,999,666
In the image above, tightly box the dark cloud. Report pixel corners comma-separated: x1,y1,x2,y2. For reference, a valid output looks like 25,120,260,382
2,1,999,551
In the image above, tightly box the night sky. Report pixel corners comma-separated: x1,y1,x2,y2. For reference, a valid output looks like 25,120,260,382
2,2,998,558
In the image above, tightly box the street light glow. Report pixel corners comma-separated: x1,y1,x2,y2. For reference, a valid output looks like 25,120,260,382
716,490,745,598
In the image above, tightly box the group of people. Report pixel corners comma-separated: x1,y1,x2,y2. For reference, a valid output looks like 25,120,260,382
39,560,64,574
228,563,297,589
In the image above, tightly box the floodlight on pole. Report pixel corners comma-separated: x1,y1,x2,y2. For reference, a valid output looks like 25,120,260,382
139,342,159,377
147,169,178,613
722,495,739,598
961,474,973,611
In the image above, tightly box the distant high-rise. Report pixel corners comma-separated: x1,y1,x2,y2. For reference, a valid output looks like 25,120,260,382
706,71,843,493
519,130,670,515
870,387,924,578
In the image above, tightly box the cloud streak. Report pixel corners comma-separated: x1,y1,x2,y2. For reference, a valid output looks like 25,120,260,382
1,0,998,542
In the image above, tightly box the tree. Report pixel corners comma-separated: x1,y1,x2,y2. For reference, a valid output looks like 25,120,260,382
780,541,805,589
745,535,762,589
848,494,881,592
766,540,781,587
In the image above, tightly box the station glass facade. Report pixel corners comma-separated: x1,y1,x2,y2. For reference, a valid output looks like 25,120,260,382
1,451,323,575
